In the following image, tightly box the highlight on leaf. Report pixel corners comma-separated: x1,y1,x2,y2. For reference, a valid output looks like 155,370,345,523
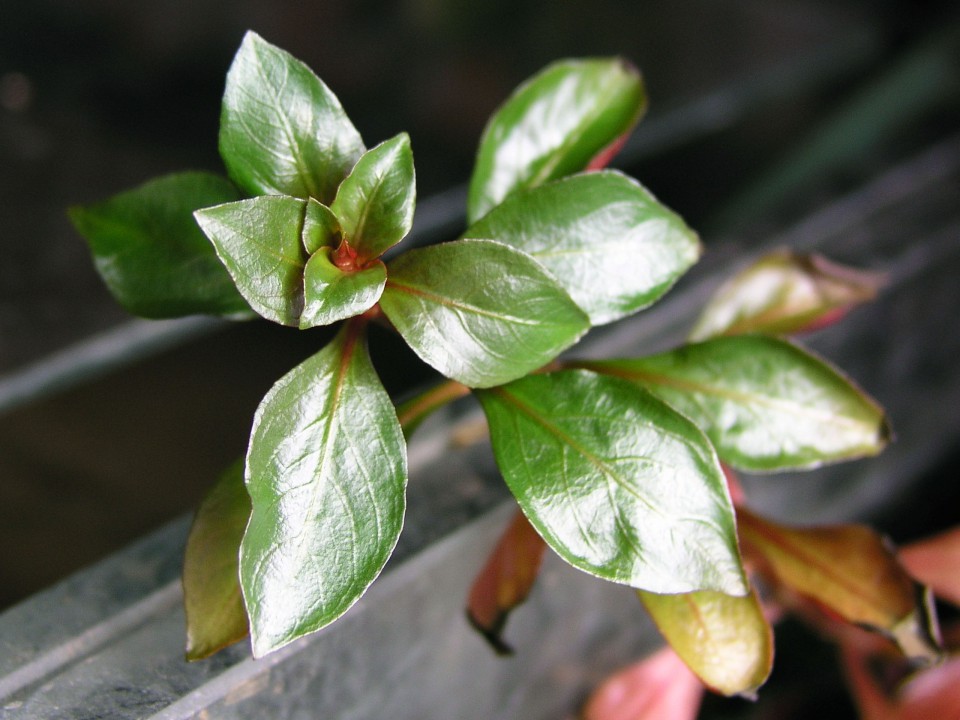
380,239,589,388
638,588,773,697
577,335,891,471
219,31,365,203
468,57,647,223
240,320,407,657
477,370,748,596
689,249,884,341
463,170,701,325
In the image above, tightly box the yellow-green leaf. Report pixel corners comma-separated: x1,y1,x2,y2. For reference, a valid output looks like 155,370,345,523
183,460,251,660
639,588,773,697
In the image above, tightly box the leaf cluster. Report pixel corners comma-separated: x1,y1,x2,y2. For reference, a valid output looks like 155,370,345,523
71,31,917,701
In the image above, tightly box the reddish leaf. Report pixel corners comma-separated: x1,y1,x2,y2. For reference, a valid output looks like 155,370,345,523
466,509,547,654
582,646,704,720
899,527,960,608
841,626,960,720
738,508,942,664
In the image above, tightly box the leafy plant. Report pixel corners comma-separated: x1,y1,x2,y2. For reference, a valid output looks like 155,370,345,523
71,31,945,710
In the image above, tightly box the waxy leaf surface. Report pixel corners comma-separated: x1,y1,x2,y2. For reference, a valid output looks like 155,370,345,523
580,336,890,471
330,133,415,261
464,171,700,325
639,588,773,697
477,370,747,595
300,251,386,328
380,239,589,388
219,31,365,203
69,172,250,319
240,323,406,657
468,58,646,223
301,198,342,255
582,646,704,720
194,196,307,326
183,460,251,660
466,510,547,655
690,250,883,341
737,508,942,663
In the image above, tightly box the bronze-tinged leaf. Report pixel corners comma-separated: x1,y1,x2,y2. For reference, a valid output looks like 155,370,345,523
466,509,547,655
689,250,884,341
582,646,705,720
639,588,773,697
183,460,251,660
737,508,942,664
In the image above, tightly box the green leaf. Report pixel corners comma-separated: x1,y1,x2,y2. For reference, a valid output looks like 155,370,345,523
639,588,773,697
183,459,251,661
738,508,942,664
380,239,589,388
300,251,386,328
69,172,251,319
467,58,646,223
464,171,700,325
330,133,416,262
301,198,342,255
194,195,307,326
689,250,884,341
476,370,747,595
240,321,407,657
577,336,890,471
219,31,365,203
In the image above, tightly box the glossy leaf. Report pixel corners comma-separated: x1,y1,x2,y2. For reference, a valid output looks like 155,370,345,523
578,335,890,471
330,133,416,262
240,322,407,657
582,646,704,720
219,31,365,203
737,508,942,663
183,460,251,660
689,250,884,341
899,527,960,607
301,198,342,255
476,370,747,595
69,172,251,319
466,509,548,655
380,239,589,388
468,58,647,223
194,195,307,326
463,171,701,325
300,251,386,328
639,588,773,697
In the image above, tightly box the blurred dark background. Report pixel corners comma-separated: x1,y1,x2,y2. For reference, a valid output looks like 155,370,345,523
0,1,958,715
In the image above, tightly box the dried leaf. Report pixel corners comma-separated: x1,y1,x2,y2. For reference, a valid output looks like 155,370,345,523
738,508,942,664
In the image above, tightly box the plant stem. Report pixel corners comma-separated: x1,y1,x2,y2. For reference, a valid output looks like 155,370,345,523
396,378,472,437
